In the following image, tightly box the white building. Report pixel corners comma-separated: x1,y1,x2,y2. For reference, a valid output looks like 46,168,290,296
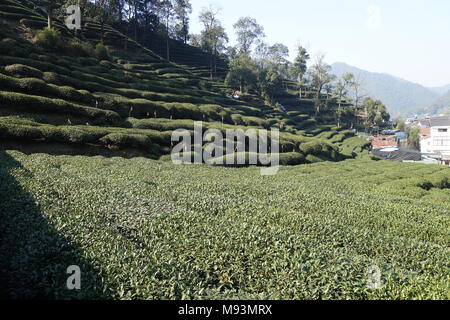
420,117,450,165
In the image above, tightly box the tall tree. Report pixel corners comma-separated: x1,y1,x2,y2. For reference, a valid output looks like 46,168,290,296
334,72,355,126
110,0,125,22
408,127,421,150
158,0,175,61
351,73,367,128
396,118,406,131
92,0,114,43
40,0,62,29
233,17,265,55
173,0,192,44
290,45,310,98
258,65,283,105
199,6,228,79
125,0,140,41
308,54,335,115
361,97,389,133
225,53,258,93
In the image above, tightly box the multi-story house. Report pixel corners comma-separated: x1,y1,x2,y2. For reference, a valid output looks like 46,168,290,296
420,117,450,165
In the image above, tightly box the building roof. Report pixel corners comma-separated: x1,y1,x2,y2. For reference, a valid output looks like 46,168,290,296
372,148,421,162
420,127,431,136
430,117,450,127
419,119,430,127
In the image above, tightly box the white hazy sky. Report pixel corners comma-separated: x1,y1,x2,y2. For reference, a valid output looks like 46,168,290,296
188,0,450,88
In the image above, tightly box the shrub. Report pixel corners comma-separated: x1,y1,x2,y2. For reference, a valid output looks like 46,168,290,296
305,154,324,163
279,152,306,165
436,177,450,189
99,133,158,153
4,64,43,78
95,43,110,61
17,78,48,92
35,28,63,51
0,91,120,125
42,72,61,85
0,38,17,55
68,40,94,57
300,140,323,155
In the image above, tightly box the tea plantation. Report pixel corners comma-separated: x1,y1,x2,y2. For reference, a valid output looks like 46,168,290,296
0,1,448,301
0,150,448,299
0,0,370,164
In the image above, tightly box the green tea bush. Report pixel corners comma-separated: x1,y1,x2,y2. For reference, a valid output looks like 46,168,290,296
20,18,47,29
17,77,48,92
99,133,160,154
279,152,306,165
1,152,448,299
95,43,110,61
0,38,17,55
35,27,64,51
42,72,61,85
305,154,325,163
68,40,94,57
299,140,323,155
4,64,43,78
0,91,120,124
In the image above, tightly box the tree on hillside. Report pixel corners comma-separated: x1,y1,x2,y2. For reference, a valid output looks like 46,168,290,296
199,6,228,79
254,42,290,76
92,0,115,43
110,0,126,22
158,0,175,61
334,72,355,126
351,73,367,128
396,118,406,131
290,45,310,98
258,65,283,105
308,54,335,115
173,0,192,44
188,33,202,47
408,127,421,150
126,0,140,41
268,43,290,80
225,53,258,93
39,0,63,29
361,97,390,133
233,17,265,55
224,45,238,61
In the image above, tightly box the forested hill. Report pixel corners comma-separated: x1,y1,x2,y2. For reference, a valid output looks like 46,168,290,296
413,89,450,116
0,0,374,165
331,62,439,117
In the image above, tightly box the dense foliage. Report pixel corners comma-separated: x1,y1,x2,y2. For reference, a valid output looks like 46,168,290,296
0,151,448,299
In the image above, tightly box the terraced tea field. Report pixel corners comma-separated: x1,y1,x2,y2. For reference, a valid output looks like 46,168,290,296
0,0,371,164
1,150,448,299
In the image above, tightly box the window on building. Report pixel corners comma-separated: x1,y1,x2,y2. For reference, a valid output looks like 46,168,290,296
438,128,448,133
433,138,450,146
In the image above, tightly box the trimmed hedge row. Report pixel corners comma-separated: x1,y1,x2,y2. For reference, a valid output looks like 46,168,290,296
4,64,43,78
0,91,119,124
0,119,166,154
0,72,95,104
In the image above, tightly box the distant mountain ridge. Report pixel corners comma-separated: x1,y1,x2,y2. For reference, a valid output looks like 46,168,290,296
415,89,450,116
331,62,443,117
428,85,450,95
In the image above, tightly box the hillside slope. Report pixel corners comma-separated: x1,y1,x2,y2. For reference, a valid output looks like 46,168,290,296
0,1,371,165
428,84,450,95
412,89,450,116
331,62,439,117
